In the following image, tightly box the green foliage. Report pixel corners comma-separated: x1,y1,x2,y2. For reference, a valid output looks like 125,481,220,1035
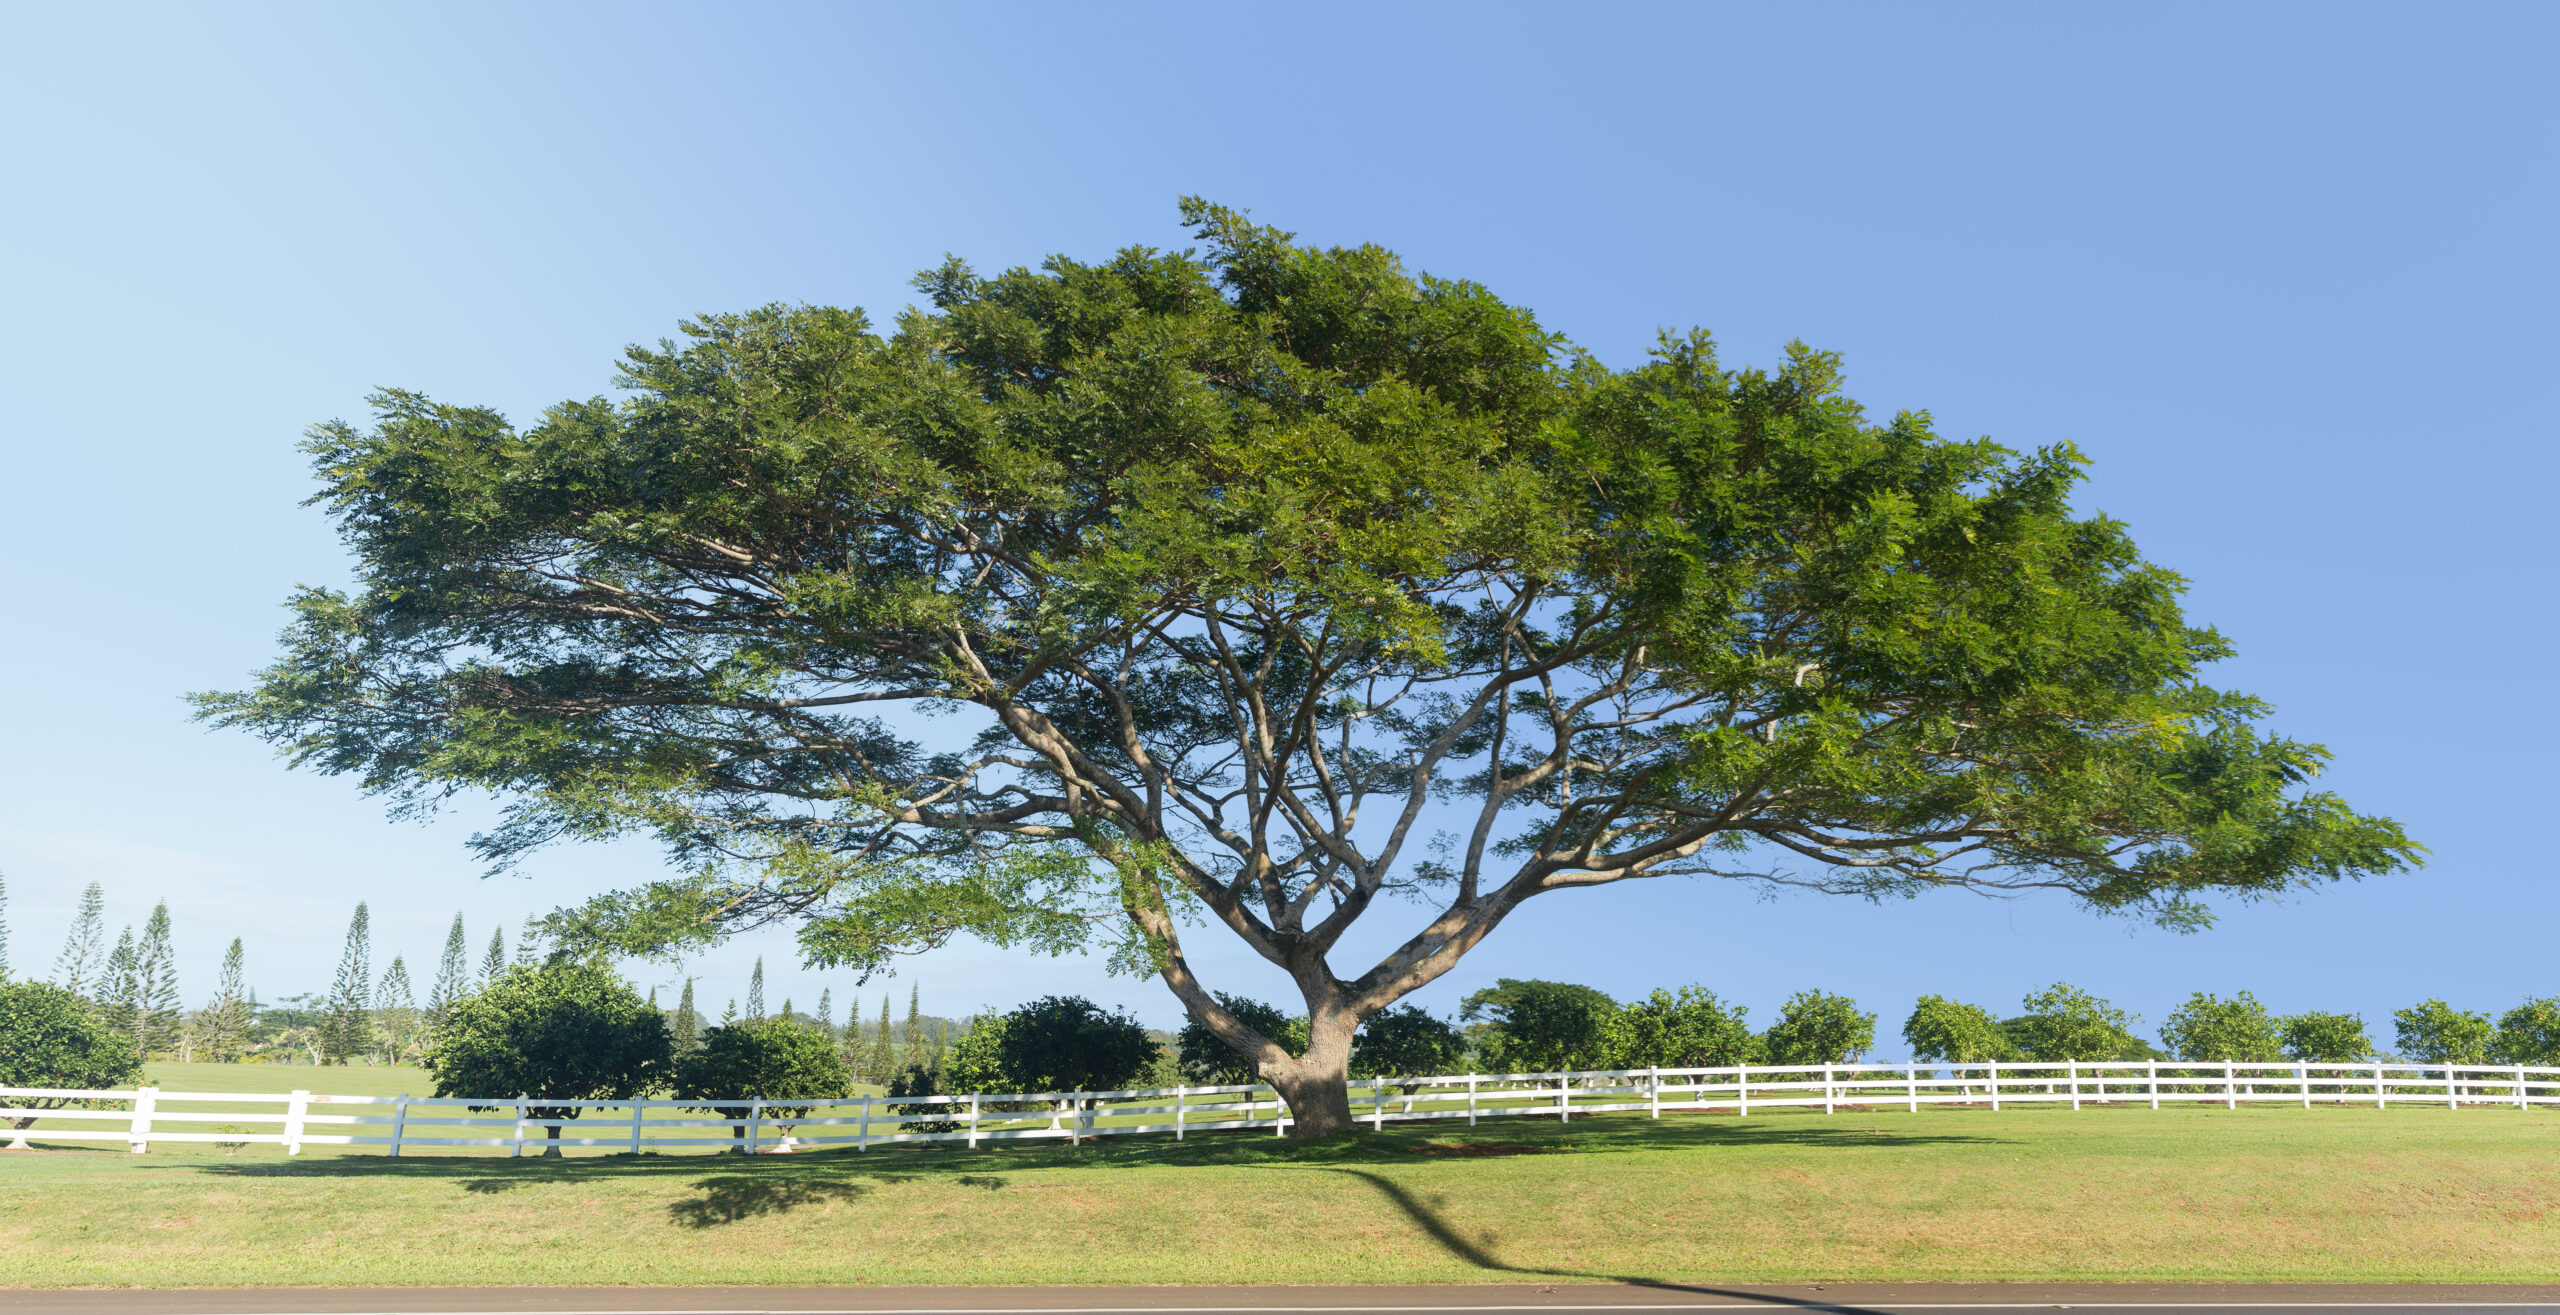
0,979,143,1111
2392,999,2493,1066
2277,1010,2372,1063
988,996,1157,1094
198,202,2417,1125
324,903,370,1064
885,1062,961,1132
421,962,671,1133
2490,998,2560,1066
1176,992,1306,1084
1902,995,2016,1064
2012,983,2150,1062
1350,1005,1465,1086
1601,986,1760,1068
1761,990,1877,1065
672,1017,851,1117
2160,991,2283,1063
1461,979,1617,1072
943,1013,1011,1094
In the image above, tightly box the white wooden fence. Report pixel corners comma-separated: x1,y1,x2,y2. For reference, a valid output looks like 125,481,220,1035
7,1059,2555,1157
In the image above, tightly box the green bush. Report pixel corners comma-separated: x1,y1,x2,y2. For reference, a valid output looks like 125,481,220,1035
1902,995,2015,1064
2010,983,2152,1062
672,1016,852,1148
421,962,671,1154
1761,990,1876,1065
1602,986,1760,1069
2489,998,2560,1066
974,996,1157,1095
2393,999,2492,1066
0,978,143,1148
1175,992,1306,1085
2278,1010,2373,1063
2161,991,2283,1062
1351,1004,1465,1092
1460,978,1617,1072
885,1062,961,1133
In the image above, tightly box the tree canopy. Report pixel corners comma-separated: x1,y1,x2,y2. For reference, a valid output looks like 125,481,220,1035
421,962,670,1150
197,199,2418,1134
0,978,142,1149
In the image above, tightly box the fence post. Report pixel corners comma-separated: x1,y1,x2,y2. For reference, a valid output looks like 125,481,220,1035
1738,1064,1750,1117
967,1093,980,1149
127,1086,157,1154
1467,1074,1478,1126
511,1098,527,1158
859,1095,872,1152
2223,1061,2235,1111
1070,1092,1083,1146
2065,1060,2079,1112
2300,1064,2311,1110
389,1094,410,1157
1373,1076,1386,1131
1824,1064,1836,1115
2519,1065,2530,1112
746,1099,764,1155
1987,1061,1999,1112
1650,1067,1661,1119
2377,1062,2388,1109
284,1090,310,1157
2147,1059,2158,1110
1272,1085,1285,1137
1908,1061,1919,1113
628,1098,645,1155
2447,1066,2460,1111
1175,1085,1186,1140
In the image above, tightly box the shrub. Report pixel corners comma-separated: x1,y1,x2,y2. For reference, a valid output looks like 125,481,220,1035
1603,986,1760,1068
1351,1005,1465,1093
2278,1010,2373,1063
990,996,1157,1094
0,978,143,1150
884,1062,961,1134
2011,983,2150,1062
421,962,671,1154
673,1016,852,1149
1903,995,2015,1064
1176,992,1306,1085
2392,999,2492,1066
2489,998,2560,1066
2160,991,2283,1062
1761,990,1877,1065
1459,978,1617,1072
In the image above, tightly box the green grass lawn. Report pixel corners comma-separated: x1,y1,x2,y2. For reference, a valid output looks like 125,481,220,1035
4,1102,2557,1288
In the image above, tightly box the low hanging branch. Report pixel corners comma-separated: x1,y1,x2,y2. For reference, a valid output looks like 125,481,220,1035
198,199,2418,1136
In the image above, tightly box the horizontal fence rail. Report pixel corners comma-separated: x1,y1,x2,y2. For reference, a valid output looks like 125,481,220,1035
6,1060,2556,1157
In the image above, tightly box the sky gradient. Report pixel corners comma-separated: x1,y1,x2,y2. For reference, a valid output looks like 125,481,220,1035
2,2,2552,1042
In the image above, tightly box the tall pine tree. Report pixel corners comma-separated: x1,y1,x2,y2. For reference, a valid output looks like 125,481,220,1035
673,978,700,1056
902,984,922,1062
746,957,765,1021
815,987,833,1040
376,956,418,1064
99,926,138,1037
133,901,182,1055
323,902,372,1064
428,913,469,1025
53,881,106,997
199,938,251,1062
512,914,542,967
480,926,506,986
868,994,895,1083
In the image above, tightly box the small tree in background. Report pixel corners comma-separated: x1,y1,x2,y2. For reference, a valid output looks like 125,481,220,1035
1604,986,1760,1068
1903,996,2016,1066
1762,990,1877,1065
1351,1005,1465,1108
993,996,1156,1105
1178,993,1306,1084
98,927,137,1039
133,902,182,1057
1460,979,1618,1072
2278,1010,2372,1063
196,938,253,1063
376,956,422,1065
746,958,765,1022
2012,983,2149,1062
2491,998,2560,1067
868,994,896,1083
2393,999,2492,1069
672,1017,851,1152
479,927,506,987
427,914,470,1032
0,979,143,1149
422,961,671,1154
814,988,833,1040
51,882,106,1000
322,903,372,1064
671,978,701,1058
2161,991,2284,1063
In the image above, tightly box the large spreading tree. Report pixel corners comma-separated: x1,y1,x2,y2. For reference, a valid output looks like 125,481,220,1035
200,200,2417,1135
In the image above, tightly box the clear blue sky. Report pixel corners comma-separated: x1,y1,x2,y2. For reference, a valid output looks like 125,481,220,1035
3,3,2551,1042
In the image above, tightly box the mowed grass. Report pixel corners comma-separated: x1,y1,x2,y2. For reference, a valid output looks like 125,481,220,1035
5,1101,2559,1288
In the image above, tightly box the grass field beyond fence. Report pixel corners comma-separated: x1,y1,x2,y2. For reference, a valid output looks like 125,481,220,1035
4,1100,2557,1288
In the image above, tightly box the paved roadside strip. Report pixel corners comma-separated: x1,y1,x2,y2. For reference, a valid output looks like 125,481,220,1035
9,1287,2560,1315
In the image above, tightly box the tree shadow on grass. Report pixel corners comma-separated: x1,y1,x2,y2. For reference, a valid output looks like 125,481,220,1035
667,1175,872,1227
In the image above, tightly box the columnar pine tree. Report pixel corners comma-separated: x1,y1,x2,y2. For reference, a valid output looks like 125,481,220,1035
902,984,922,1060
199,938,251,1062
929,1019,948,1078
513,914,542,968
746,957,765,1021
53,882,106,998
815,988,833,1040
323,903,372,1064
133,901,182,1055
99,927,138,1037
480,926,506,986
869,994,895,1083
673,978,701,1056
780,996,795,1025
428,913,469,1025
376,956,418,1064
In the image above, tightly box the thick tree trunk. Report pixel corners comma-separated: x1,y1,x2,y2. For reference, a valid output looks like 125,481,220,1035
543,1124,563,1157
1267,1012,1361,1138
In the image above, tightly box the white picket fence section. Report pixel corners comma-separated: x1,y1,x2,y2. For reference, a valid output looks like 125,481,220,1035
7,1059,2556,1157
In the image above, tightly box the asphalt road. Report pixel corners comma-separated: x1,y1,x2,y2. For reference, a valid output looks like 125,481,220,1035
9,1286,2560,1315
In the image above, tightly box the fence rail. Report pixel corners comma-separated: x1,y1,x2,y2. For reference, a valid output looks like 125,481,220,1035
7,1059,2555,1157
